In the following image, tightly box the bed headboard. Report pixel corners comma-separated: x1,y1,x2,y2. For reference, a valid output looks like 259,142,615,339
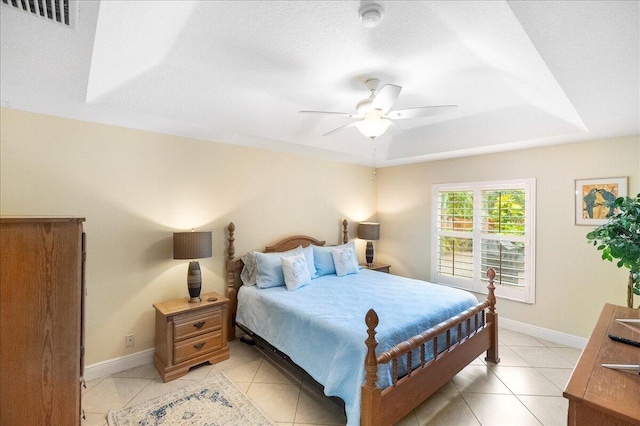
265,235,327,252
225,219,349,340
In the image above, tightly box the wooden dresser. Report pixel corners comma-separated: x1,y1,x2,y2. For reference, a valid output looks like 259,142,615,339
0,218,86,425
154,292,229,382
563,303,640,426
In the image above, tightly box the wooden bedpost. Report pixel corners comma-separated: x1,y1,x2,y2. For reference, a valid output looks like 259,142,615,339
361,309,381,426
343,219,349,244
226,222,237,341
485,267,500,364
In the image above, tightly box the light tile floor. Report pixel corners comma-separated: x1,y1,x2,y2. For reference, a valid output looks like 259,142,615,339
83,328,581,426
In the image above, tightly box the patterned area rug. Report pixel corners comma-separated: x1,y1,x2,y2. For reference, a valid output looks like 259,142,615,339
107,372,275,426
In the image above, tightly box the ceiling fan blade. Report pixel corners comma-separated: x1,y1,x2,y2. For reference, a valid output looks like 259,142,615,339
322,121,358,137
371,84,402,114
385,105,458,119
299,110,360,118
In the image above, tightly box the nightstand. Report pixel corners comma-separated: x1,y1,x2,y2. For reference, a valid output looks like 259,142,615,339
153,292,229,382
360,262,391,273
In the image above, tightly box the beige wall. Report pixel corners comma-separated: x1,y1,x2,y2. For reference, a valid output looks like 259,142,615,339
376,136,640,339
2,106,638,362
0,108,377,364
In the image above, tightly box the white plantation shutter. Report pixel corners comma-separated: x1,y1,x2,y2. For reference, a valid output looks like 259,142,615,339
432,180,536,303
435,190,475,290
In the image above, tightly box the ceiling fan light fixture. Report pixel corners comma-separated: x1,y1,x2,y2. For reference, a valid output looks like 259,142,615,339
301,78,457,140
359,3,384,28
356,98,373,115
355,111,391,139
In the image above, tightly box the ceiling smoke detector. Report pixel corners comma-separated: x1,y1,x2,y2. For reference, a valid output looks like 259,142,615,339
359,3,384,28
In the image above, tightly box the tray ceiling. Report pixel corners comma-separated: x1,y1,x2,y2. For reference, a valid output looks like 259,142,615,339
1,1,638,166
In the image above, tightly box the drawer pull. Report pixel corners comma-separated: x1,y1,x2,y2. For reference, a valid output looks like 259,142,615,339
194,342,206,350
193,321,206,329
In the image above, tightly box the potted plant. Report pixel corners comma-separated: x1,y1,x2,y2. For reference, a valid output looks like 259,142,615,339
586,193,640,308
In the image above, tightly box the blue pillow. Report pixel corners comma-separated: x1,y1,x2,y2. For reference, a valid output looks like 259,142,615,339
301,245,318,279
313,242,356,276
254,246,302,289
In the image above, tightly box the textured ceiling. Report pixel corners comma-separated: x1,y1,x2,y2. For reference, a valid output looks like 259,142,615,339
1,1,638,167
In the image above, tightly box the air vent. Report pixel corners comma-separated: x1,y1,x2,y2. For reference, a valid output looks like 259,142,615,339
2,0,77,28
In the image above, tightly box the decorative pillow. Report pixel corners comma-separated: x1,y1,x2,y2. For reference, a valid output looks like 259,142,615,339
301,245,318,279
240,252,257,286
331,246,360,277
313,242,356,276
281,254,312,291
254,246,303,289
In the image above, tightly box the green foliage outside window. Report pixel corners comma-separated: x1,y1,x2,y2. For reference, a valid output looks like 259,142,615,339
439,191,473,229
439,191,473,252
482,190,526,236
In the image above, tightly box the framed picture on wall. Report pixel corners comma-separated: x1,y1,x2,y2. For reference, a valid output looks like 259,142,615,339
575,177,628,225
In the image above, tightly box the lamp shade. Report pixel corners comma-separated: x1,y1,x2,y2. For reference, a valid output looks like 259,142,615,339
173,231,212,260
358,222,380,241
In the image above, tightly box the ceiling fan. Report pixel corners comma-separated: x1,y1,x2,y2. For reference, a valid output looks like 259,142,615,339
299,78,457,140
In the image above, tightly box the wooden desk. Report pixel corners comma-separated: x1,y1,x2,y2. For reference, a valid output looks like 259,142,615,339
564,303,640,425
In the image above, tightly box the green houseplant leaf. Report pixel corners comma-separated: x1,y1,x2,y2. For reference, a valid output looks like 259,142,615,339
586,193,640,308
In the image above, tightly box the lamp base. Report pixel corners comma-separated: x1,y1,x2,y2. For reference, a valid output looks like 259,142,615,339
187,260,202,303
365,241,374,267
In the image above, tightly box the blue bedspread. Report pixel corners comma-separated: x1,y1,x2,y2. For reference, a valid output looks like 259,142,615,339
236,269,478,425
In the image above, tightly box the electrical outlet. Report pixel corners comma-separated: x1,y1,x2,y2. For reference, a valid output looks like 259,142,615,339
125,334,135,347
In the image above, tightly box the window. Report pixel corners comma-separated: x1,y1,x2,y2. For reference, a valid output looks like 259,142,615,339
431,179,536,303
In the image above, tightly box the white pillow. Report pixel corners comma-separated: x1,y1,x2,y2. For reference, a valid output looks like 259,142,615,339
281,254,312,291
240,252,257,286
313,241,355,276
331,246,359,277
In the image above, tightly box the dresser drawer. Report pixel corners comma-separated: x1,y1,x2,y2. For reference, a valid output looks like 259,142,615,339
173,330,223,364
173,309,222,341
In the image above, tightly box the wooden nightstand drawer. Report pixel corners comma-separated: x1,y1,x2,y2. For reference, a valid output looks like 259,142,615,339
173,309,222,341
154,292,229,382
173,329,223,364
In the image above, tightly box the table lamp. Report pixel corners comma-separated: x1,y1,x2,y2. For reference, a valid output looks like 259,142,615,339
173,230,212,302
358,222,380,267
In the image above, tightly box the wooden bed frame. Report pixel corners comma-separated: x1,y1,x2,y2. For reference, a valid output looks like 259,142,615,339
225,220,500,426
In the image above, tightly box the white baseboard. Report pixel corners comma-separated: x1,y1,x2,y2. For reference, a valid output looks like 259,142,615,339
500,317,588,349
84,348,155,382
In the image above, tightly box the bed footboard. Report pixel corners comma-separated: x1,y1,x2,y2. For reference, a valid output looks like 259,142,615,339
361,268,499,426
